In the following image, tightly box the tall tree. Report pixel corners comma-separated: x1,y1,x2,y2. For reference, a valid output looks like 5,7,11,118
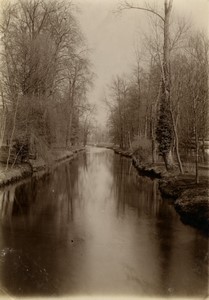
118,0,174,170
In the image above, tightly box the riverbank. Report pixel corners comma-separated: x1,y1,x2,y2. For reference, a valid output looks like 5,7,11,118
113,147,209,235
0,147,85,188
159,175,209,234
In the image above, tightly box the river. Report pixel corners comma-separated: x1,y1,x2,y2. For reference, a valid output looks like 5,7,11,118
0,147,208,298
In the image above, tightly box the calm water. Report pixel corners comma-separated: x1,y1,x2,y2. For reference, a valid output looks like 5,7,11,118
0,147,208,298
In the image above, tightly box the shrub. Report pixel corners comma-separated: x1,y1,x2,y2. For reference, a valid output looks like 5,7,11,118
131,136,152,163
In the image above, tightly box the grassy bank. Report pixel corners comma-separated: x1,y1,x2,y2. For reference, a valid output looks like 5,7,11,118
0,147,85,188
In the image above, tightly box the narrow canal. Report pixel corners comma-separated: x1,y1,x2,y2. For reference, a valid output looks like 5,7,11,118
0,147,208,298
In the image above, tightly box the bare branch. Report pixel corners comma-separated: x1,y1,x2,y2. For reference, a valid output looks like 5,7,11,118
117,0,165,22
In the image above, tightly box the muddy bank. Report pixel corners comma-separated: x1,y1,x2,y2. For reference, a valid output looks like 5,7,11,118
113,147,209,235
0,147,85,188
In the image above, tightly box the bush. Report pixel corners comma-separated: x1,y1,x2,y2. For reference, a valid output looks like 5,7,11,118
131,136,152,163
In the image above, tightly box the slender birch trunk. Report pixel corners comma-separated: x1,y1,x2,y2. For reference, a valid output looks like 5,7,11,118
6,96,19,170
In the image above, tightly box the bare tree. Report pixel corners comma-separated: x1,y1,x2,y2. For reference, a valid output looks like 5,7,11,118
184,33,208,183
0,0,93,165
117,0,174,170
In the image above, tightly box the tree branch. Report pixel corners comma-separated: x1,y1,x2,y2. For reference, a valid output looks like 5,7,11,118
117,1,165,22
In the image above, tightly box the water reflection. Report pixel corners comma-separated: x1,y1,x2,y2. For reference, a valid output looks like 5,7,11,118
0,147,208,297
112,155,165,219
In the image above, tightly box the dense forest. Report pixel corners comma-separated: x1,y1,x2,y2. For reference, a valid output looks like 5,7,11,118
0,0,94,167
106,0,208,181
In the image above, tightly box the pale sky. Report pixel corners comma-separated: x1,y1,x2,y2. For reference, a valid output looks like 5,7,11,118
76,0,209,126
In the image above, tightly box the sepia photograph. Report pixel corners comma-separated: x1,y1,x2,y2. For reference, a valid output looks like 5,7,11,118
0,0,208,299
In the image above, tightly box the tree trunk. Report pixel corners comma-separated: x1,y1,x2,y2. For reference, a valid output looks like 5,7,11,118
151,117,156,164
65,101,74,148
144,115,148,138
195,126,199,184
161,0,174,169
6,96,19,170
0,111,6,148
163,149,173,171
202,137,206,163
65,118,70,148
171,111,184,173
0,88,7,148
128,131,132,150
151,79,162,164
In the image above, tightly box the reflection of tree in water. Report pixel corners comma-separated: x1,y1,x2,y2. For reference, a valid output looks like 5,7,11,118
112,154,164,218
0,188,15,224
88,148,113,172
81,151,88,171
0,161,79,296
154,201,208,297
155,201,174,296
112,155,125,216
0,162,78,224
190,233,208,294
111,154,209,297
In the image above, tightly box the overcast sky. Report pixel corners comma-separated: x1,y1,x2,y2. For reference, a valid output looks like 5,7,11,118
76,0,208,126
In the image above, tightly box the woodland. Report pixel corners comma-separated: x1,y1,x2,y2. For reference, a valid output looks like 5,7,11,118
0,0,208,183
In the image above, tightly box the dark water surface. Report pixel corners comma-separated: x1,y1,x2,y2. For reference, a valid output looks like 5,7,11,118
0,147,208,298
